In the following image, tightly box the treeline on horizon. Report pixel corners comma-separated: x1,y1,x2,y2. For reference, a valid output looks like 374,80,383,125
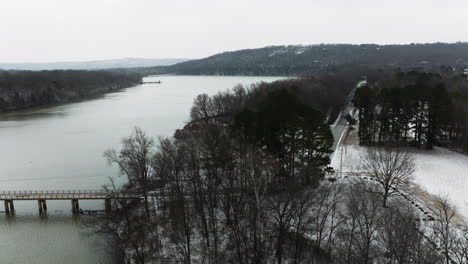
0,70,142,111
134,42,468,76
354,70,468,151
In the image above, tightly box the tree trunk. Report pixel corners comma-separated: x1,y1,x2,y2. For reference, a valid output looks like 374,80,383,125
144,192,150,219
276,226,285,264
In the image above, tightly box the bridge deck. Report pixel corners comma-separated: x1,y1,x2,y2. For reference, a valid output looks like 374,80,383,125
0,190,140,200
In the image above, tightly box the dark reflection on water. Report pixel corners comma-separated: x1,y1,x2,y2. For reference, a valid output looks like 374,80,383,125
0,88,129,122
0,212,116,264
0,110,68,121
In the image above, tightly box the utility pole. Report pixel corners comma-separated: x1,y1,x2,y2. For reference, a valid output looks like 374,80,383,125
340,144,344,177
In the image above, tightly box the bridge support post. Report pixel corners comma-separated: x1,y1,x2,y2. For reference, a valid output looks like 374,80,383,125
8,200,14,213
38,199,47,215
4,200,10,214
38,200,43,214
4,200,14,214
71,199,80,214
105,198,111,214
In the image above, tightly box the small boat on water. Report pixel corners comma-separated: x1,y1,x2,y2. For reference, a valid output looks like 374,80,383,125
141,80,161,84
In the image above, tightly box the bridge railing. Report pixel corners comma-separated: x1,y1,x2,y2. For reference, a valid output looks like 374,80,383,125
0,190,109,195
0,190,141,200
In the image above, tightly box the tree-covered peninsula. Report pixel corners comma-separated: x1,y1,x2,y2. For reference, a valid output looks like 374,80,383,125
0,70,142,111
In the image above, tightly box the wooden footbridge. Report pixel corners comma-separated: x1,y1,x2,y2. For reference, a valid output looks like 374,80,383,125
0,190,140,215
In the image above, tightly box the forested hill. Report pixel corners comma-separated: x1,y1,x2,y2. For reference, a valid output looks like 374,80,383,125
141,43,468,76
0,70,142,111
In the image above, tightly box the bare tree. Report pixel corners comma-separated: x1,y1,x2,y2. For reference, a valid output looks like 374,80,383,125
355,185,383,264
307,182,344,256
104,127,154,218
360,147,415,207
334,198,359,264
264,191,300,264
335,181,383,264
432,195,458,264
378,200,423,264
190,94,216,122
452,224,468,264
153,138,194,264
90,177,157,264
218,142,273,264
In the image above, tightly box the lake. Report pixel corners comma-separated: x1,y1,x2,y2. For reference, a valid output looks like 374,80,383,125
0,75,283,264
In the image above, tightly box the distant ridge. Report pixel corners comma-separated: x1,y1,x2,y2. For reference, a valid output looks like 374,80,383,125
147,43,468,76
0,58,190,71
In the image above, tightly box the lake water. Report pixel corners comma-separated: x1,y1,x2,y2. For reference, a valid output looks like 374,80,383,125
0,75,283,264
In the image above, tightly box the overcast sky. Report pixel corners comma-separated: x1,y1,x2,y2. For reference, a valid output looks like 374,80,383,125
1,0,467,62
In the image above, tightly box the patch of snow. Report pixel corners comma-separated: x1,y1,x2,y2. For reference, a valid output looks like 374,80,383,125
333,145,468,219
330,145,363,173
294,46,309,55
411,147,468,219
269,47,289,57
269,46,310,57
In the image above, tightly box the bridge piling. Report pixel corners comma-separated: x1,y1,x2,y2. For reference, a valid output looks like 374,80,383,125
41,200,47,213
38,199,47,215
4,200,14,214
4,200,9,214
9,200,14,212
38,200,43,214
71,199,80,214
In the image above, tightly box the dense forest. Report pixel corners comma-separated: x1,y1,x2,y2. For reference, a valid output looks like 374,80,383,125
186,69,362,126
354,70,468,151
0,70,142,111
99,77,468,264
136,43,468,76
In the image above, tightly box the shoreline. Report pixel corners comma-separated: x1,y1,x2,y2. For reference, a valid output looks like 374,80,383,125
0,81,142,116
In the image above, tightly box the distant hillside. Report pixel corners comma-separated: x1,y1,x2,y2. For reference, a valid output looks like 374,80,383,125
143,43,468,76
0,58,189,71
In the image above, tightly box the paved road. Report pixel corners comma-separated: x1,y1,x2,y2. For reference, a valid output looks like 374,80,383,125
330,80,366,158
331,106,352,152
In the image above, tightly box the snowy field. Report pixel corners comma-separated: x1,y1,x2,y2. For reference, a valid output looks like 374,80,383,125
411,147,468,218
331,144,468,219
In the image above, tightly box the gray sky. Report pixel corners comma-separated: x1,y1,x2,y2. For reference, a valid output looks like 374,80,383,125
1,0,467,62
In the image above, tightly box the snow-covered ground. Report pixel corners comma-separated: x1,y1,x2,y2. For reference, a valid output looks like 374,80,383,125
331,144,468,219
411,147,468,218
